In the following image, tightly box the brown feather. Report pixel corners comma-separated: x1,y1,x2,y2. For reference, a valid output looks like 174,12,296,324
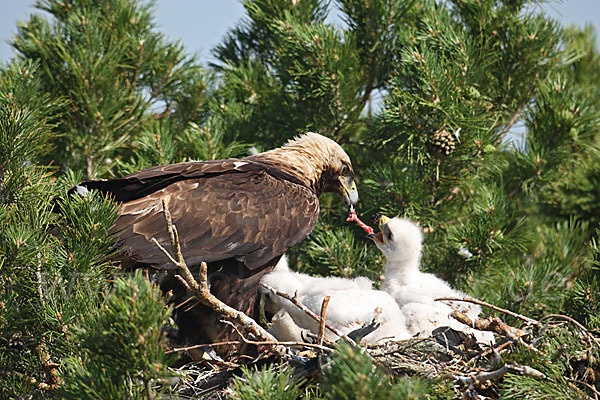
74,132,354,356
108,169,318,270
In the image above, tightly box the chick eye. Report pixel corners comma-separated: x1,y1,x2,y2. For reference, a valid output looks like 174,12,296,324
383,226,393,241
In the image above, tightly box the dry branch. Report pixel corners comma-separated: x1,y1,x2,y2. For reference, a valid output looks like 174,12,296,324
152,200,281,350
451,311,538,352
318,296,330,347
454,363,546,386
469,338,515,365
167,338,333,354
435,296,541,326
451,311,528,339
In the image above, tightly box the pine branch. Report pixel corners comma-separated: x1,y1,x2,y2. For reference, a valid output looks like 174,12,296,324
540,314,600,348
152,200,281,349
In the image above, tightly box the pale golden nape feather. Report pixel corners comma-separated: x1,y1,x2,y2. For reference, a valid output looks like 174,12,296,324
248,132,353,195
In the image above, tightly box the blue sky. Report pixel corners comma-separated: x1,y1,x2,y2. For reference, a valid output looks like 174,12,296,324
1,1,598,64
0,0,246,62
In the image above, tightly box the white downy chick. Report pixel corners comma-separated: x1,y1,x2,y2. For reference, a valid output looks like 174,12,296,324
261,255,409,343
298,285,410,343
261,254,372,325
262,254,373,308
271,254,373,290
368,216,494,343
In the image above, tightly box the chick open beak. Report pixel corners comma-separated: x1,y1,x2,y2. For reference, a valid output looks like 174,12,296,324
367,214,390,245
338,175,358,207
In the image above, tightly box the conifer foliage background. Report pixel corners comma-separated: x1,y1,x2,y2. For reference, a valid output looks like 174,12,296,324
1,0,599,398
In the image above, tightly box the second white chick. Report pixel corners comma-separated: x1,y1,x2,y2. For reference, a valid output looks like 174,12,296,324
368,215,494,343
269,254,373,292
260,255,410,343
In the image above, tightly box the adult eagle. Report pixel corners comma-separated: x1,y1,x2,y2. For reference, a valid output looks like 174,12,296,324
76,132,358,352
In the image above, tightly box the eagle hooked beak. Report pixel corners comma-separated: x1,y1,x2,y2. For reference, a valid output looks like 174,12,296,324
367,214,390,245
338,175,359,207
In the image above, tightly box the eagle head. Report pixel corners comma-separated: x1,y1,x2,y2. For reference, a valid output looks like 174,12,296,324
320,141,358,207
265,132,358,207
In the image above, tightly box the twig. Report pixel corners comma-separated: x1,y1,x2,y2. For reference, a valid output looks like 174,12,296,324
568,381,595,400
317,296,330,348
152,200,281,350
174,274,191,290
470,339,515,365
540,314,600,348
144,378,155,400
451,311,537,352
260,283,357,346
571,378,600,400
451,311,528,340
222,320,335,356
510,269,530,318
454,363,546,386
435,296,541,326
166,338,333,354
498,102,527,143
86,155,94,179
36,257,45,309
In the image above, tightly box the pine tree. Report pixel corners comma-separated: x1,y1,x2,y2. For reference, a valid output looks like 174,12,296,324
12,0,212,178
58,271,173,399
0,59,120,397
2,0,600,398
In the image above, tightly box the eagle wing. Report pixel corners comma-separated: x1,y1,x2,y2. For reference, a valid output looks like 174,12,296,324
82,160,319,270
